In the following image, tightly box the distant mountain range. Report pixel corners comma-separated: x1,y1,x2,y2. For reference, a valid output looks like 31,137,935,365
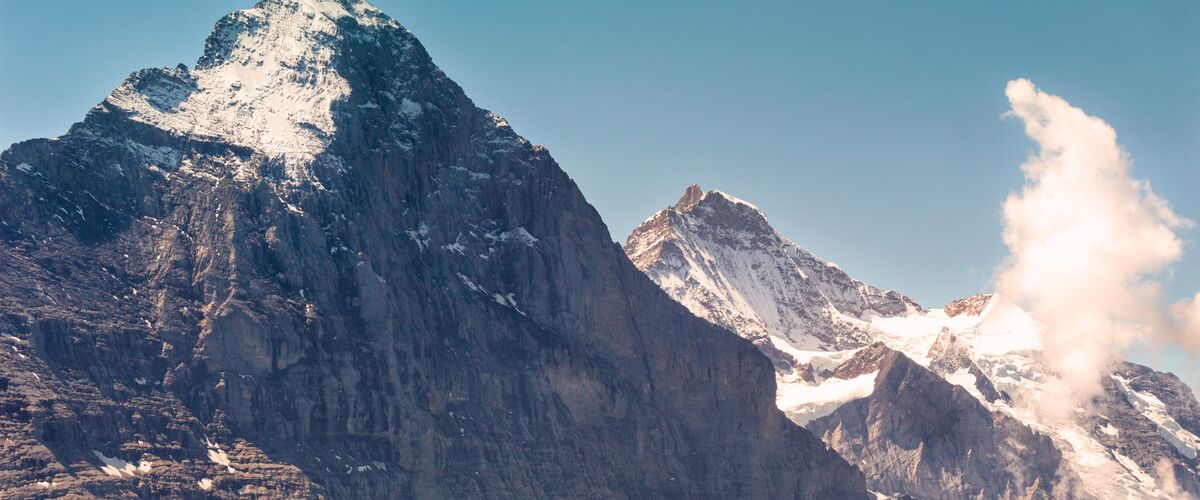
627,184,1200,499
4,0,1196,498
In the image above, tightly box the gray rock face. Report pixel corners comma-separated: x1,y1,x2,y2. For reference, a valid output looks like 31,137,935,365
626,188,1087,498
807,345,1071,500
1094,363,1200,497
925,329,1007,404
0,1,867,498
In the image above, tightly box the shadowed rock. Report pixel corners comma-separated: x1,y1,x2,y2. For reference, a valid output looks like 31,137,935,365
0,0,867,497
807,345,1071,499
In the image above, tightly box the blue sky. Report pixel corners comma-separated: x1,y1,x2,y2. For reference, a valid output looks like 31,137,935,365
2,1,1198,382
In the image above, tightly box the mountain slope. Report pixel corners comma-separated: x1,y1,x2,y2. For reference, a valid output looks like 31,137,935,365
0,1,866,497
625,184,920,371
628,185,1200,498
805,344,1069,499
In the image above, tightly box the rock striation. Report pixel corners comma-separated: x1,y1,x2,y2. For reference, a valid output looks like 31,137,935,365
625,184,920,371
806,345,1070,499
0,1,867,497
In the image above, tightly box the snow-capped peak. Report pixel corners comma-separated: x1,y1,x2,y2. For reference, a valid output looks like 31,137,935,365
96,0,418,175
674,183,763,214
630,186,1200,498
293,0,384,22
625,184,920,358
675,182,705,211
707,189,764,213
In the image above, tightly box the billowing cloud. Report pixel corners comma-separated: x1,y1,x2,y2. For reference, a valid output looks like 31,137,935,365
997,78,1195,419
1170,294,1200,349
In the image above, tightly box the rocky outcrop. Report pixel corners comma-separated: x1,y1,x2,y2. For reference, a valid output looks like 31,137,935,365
1116,363,1200,440
926,329,1007,403
1092,363,1200,496
944,293,991,317
806,345,1070,499
0,1,867,497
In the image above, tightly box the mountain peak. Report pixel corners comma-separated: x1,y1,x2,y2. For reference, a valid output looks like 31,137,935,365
0,1,868,496
672,186,773,239
944,293,993,317
671,183,765,216
198,0,399,71
93,0,435,170
626,186,921,353
675,183,705,211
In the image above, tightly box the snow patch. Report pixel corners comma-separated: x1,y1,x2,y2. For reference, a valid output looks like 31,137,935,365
400,98,423,118
489,227,538,247
457,273,486,294
945,368,984,401
1112,375,1200,459
709,189,763,213
1111,450,1155,485
777,371,877,425
406,222,430,251
92,450,152,478
492,293,525,316
98,0,401,174
206,439,237,473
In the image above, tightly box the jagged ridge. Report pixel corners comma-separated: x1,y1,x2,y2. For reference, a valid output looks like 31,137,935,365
625,184,920,364
0,1,867,497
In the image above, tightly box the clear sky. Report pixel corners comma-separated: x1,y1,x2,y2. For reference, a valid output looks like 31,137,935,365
2,1,1198,382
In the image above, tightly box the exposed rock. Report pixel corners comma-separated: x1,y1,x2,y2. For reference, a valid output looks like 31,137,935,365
944,293,992,317
0,1,867,497
626,187,1089,498
926,328,1007,403
1092,363,1200,496
807,346,1072,499
625,184,921,363
831,343,894,380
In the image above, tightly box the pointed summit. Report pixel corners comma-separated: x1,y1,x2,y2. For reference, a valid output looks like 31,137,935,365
96,0,438,168
0,2,868,497
675,183,705,211
626,186,920,354
198,0,397,70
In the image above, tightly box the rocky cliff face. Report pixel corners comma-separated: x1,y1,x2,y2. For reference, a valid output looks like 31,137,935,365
0,1,867,497
625,186,1065,497
627,187,1200,498
806,344,1069,499
624,184,920,369
1096,363,1200,497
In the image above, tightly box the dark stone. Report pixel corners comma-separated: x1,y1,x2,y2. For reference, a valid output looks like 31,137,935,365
0,1,866,498
808,346,1071,499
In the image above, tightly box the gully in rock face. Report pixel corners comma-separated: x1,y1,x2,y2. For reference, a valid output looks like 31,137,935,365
0,1,866,498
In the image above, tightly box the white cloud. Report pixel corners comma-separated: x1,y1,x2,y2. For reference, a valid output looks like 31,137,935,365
997,78,1194,419
1170,293,1200,349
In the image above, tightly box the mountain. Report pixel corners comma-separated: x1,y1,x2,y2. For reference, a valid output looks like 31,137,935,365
805,343,1069,499
624,184,920,372
628,185,1200,499
0,1,867,497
